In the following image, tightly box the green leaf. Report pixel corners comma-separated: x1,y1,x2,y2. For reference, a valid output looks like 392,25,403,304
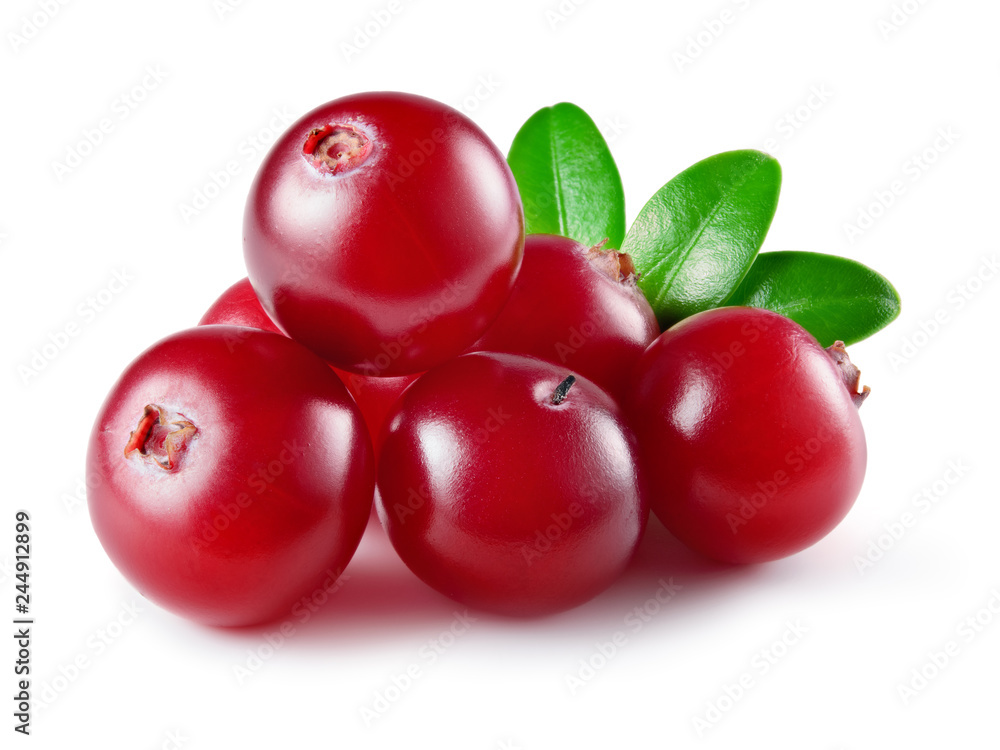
507,102,626,249
724,251,901,346
622,150,781,327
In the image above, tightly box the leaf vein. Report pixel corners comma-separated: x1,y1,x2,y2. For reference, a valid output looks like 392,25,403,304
547,120,569,237
648,159,762,308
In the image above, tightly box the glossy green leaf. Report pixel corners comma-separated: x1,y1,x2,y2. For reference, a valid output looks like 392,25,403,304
507,103,626,249
724,251,901,346
622,150,781,327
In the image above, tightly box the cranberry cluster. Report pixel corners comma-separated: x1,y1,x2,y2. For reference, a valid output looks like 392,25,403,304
86,92,868,627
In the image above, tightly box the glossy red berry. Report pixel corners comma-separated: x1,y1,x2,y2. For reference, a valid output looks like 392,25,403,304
198,276,281,333
198,278,418,459
467,234,659,402
243,91,524,376
86,326,374,626
376,352,648,616
339,369,419,460
629,307,868,564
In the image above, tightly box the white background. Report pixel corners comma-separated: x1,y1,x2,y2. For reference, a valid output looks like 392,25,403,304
2,0,998,747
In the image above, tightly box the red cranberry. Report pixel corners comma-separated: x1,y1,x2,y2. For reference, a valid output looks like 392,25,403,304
628,307,868,564
198,276,282,333
376,352,648,616
198,278,417,458
243,91,524,376
86,326,374,626
467,234,659,402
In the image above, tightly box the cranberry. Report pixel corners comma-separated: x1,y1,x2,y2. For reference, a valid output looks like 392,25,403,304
86,326,374,626
198,276,283,334
198,278,418,459
243,91,524,376
338,369,418,459
376,352,647,616
629,307,868,564
467,234,659,402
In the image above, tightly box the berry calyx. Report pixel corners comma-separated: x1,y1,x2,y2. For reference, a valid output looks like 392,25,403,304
123,404,197,472
825,341,871,409
303,124,373,175
585,241,639,285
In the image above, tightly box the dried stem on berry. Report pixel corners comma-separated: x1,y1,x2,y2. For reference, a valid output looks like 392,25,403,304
586,240,640,285
303,124,373,175
124,404,197,471
825,341,871,409
551,376,576,405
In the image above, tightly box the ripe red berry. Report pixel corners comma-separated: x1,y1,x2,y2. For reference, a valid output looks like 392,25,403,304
243,91,524,376
198,278,418,459
629,307,868,564
376,352,648,616
86,326,374,626
467,234,659,402
198,276,280,333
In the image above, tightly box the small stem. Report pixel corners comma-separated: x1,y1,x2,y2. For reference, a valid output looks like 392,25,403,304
586,241,639,283
551,375,576,405
825,341,870,409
